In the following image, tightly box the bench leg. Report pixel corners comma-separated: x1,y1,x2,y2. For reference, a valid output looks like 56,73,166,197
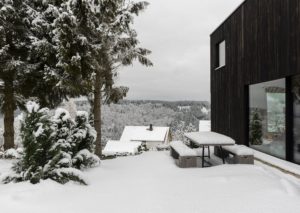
202,146,205,167
220,146,225,164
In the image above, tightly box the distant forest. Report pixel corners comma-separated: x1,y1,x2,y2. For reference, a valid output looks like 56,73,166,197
77,100,211,143
0,100,210,146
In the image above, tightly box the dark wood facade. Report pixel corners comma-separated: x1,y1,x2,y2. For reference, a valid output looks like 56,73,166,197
211,0,300,146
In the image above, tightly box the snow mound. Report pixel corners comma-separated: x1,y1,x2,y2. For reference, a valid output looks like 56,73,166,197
2,148,22,159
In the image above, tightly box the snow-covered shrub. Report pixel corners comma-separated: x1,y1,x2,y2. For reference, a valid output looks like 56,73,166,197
0,147,21,159
4,102,54,184
138,142,148,153
3,102,99,185
71,111,100,169
156,144,170,151
44,108,80,184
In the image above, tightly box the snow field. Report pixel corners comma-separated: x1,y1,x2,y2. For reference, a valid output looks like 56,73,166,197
0,151,300,213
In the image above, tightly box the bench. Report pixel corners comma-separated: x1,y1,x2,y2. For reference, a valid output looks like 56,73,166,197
170,141,197,168
218,145,254,164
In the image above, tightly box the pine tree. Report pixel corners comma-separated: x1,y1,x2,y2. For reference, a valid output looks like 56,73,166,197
0,0,31,150
34,0,153,157
0,1,72,150
250,110,263,145
90,0,153,156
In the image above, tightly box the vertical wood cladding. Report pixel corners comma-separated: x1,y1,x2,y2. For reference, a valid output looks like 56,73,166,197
211,0,300,145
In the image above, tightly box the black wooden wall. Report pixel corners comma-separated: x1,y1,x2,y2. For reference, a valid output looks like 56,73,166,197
211,0,300,145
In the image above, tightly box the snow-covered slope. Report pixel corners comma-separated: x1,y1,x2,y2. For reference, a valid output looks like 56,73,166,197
0,152,300,213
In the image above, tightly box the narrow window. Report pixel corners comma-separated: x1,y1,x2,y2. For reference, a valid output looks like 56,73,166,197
216,40,226,68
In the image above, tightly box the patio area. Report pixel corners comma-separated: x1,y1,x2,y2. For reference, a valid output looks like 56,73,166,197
0,151,300,213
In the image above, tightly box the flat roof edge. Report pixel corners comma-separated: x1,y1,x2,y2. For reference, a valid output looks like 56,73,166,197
210,0,246,36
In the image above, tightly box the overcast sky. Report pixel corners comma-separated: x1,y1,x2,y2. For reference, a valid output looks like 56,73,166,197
117,0,244,101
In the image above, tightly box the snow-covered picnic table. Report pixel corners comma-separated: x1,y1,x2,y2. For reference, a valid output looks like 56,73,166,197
184,131,235,167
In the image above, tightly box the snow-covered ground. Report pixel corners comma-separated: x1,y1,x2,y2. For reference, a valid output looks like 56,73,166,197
1,151,300,213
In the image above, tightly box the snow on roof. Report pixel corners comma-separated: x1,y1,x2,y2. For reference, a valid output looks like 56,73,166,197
102,140,142,156
120,126,170,143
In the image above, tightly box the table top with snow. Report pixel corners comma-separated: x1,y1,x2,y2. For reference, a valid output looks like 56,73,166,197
184,131,235,146
1,152,300,213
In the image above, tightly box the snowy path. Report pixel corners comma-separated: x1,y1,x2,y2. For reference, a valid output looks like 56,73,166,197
1,152,300,213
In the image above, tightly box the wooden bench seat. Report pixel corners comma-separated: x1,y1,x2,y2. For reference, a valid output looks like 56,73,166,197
170,141,197,168
222,145,254,164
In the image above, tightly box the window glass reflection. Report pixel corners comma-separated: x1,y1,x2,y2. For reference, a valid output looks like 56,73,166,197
293,75,300,164
249,79,286,159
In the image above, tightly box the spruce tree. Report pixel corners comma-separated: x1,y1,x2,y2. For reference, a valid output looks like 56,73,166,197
250,111,263,145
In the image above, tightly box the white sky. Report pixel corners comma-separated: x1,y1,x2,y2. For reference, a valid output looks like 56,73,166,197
117,0,244,101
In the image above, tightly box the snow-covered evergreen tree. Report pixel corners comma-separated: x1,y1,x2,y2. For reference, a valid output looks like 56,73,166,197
250,111,263,145
4,101,53,184
71,111,100,169
0,0,32,150
0,0,71,150
43,108,86,184
4,103,99,185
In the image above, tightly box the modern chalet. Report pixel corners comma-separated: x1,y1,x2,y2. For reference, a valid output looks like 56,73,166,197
211,0,300,164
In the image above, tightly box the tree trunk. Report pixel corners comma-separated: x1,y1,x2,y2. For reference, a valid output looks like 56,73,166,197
94,71,102,157
3,81,15,150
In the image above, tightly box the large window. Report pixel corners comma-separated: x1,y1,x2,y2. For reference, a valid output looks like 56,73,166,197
293,75,300,164
216,40,226,68
249,79,286,159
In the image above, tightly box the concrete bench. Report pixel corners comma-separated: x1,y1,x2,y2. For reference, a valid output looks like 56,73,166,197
222,145,254,164
170,141,197,168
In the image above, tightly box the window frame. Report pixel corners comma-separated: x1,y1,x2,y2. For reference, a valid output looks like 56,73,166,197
215,40,226,69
